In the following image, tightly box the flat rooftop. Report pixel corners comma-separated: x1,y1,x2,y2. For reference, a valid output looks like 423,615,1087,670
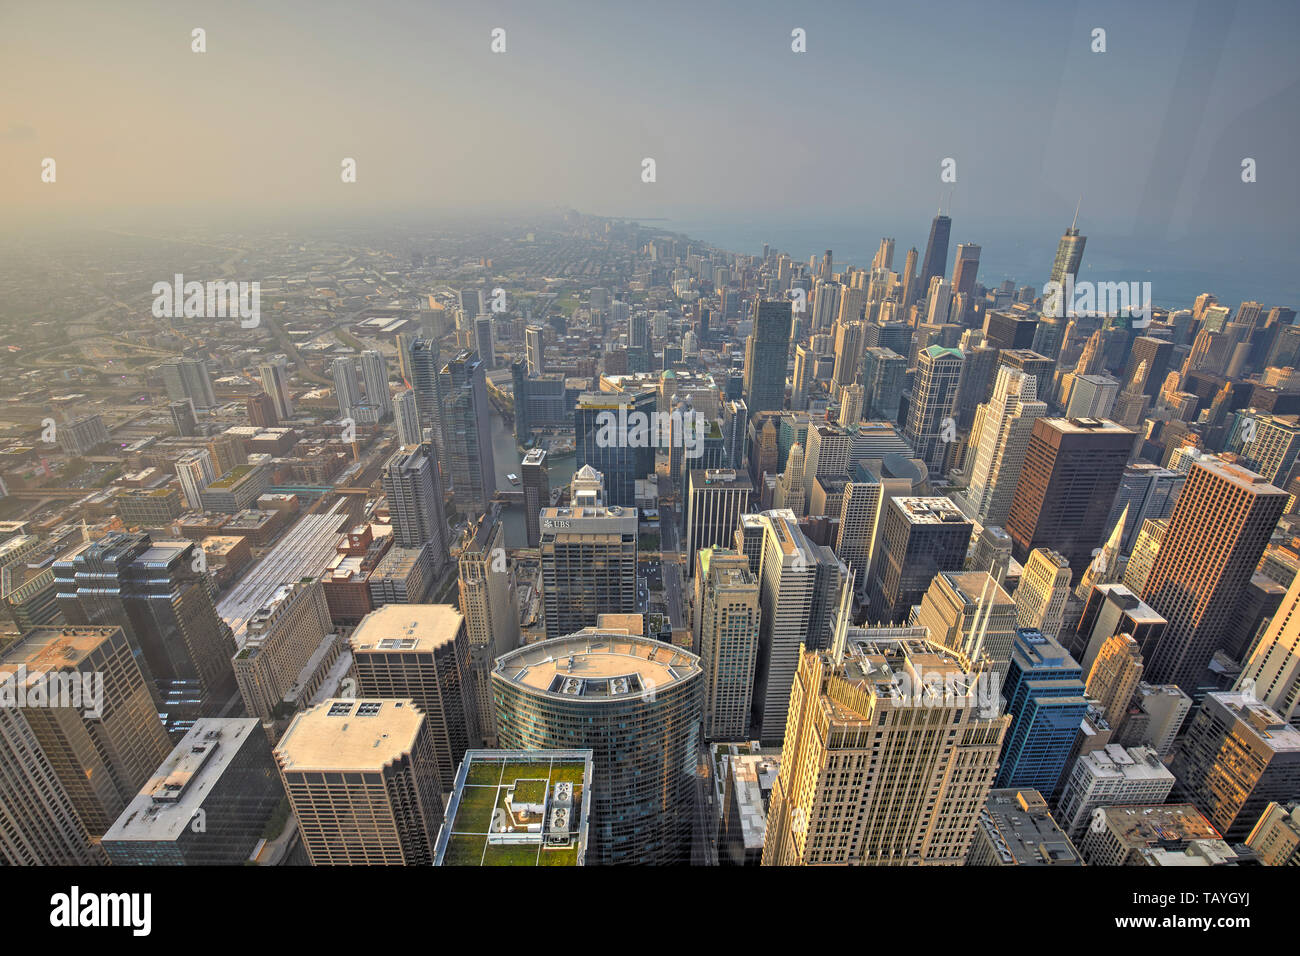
494,629,700,698
102,719,262,842
979,789,1082,865
0,625,121,676
351,603,464,653
274,698,424,772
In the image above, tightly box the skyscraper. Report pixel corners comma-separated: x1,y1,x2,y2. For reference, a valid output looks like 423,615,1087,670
574,390,656,508
258,360,293,421
1014,548,1073,640
457,511,520,746
911,570,1018,679
958,366,1047,526
1170,692,1300,841
920,211,952,286
694,547,761,740
160,357,217,410
995,629,1089,793
274,698,445,865
331,356,362,418
381,443,450,576
1047,210,1087,289
539,467,638,640
762,633,1009,865
952,242,982,299
685,468,754,575
743,299,792,417
0,626,172,840
520,448,550,548
1140,457,1287,693
1237,570,1300,725
870,497,972,624
439,349,497,517
1004,418,1134,582
751,509,820,743
1086,633,1144,728
54,533,237,732
905,345,964,476
359,349,393,419
493,628,703,865
349,603,480,792
406,337,446,460
394,387,422,445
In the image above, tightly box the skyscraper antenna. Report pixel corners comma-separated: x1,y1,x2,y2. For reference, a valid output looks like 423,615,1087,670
1071,196,1082,231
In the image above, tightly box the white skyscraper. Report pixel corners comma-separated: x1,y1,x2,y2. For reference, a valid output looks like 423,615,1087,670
958,366,1047,526
360,350,393,419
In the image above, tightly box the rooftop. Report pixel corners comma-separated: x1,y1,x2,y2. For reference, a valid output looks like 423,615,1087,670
494,629,700,699
350,603,464,653
274,698,425,772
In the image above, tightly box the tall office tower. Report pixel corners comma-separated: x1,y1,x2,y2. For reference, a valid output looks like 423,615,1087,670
743,299,793,417
836,285,867,327
331,356,362,418
493,630,703,865
160,357,217,410
394,388,422,445
1014,548,1073,639
439,350,496,517
801,423,853,501
176,448,216,510
763,634,1010,865
520,448,550,548
1171,692,1300,841
772,443,807,516
1124,337,1174,397
258,360,294,421
539,467,638,640
995,629,1089,792
169,398,198,437
920,211,953,286
1073,583,1167,673
54,533,237,731
951,243,981,300
246,391,277,427
971,524,1014,585
905,345,964,476
1140,458,1287,693
457,511,520,746
274,698,444,865
627,310,649,350
901,246,920,309
406,336,446,459
1004,418,1134,583
838,383,865,425
0,707,103,865
381,444,449,576
473,315,496,369
911,570,1018,679
1086,633,1144,728
574,390,656,508
1245,802,1300,866
231,580,334,729
685,468,754,575
524,325,546,375
0,626,172,839
872,237,896,270
102,718,284,865
1073,505,1126,601
1065,374,1120,419
831,321,865,388
811,280,841,333
959,367,1047,526
870,497,973,623
924,278,954,327
721,399,748,469
1237,570,1300,725
966,789,1083,866
790,344,813,411
861,347,907,422
694,548,761,740
1115,682,1191,756
1233,412,1300,486
835,480,886,591
350,604,480,795
1047,211,1087,288
1123,518,1166,594
1105,463,1184,552
750,510,820,743
359,349,392,419
1055,744,1174,839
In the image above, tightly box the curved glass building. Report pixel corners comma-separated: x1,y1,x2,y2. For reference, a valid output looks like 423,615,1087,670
492,629,702,865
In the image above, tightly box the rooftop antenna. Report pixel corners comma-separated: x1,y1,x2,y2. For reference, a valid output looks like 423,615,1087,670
1071,196,1082,232
833,568,856,667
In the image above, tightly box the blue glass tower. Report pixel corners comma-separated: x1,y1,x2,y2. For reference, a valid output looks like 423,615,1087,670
995,628,1089,793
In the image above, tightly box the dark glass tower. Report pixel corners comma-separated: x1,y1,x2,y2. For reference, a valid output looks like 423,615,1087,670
742,299,792,417
920,212,953,286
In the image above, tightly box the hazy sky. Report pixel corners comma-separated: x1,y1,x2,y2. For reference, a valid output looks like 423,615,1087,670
2,0,1298,251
